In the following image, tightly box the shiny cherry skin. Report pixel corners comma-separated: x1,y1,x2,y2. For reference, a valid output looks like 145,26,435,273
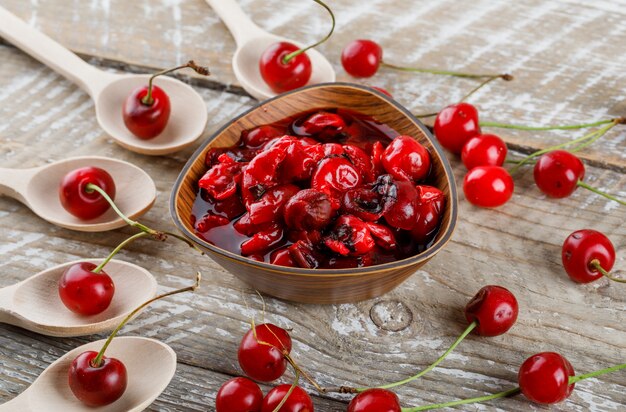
238,323,292,382
284,189,334,231
434,103,481,154
311,157,362,206
465,285,518,336
59,262,115,316
216,377,263,412
562,229,615,283
123,84,171,139
463,166,514,208
411,185,445,243
68,351,127,407
518,352,575,404
59,166,116,220
461,134,507,169
533,150,585,198
261,385,313,412
347,389,401,412
384,178,417,230
382,135,431,182
260,42,312,93
341,39,383,78
324,215,375,256
242,125,284,148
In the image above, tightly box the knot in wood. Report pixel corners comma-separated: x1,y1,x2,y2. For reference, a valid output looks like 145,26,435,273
370,300,413,332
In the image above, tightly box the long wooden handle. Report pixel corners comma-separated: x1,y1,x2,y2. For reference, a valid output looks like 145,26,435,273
204,0,264,46
0,6,112,97
0,167,36,203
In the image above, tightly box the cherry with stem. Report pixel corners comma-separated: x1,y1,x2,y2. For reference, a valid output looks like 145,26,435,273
562,229,624,284
68,272,201,406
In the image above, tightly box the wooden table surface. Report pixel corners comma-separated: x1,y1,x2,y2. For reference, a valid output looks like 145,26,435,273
0,0,624,411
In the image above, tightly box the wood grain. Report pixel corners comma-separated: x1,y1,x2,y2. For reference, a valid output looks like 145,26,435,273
0,1,625,410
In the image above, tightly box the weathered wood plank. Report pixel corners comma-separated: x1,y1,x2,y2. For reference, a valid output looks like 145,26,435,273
1,0,625,170
0,43,625,411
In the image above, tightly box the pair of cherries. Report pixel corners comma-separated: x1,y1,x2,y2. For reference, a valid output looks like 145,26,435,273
216,323,313,412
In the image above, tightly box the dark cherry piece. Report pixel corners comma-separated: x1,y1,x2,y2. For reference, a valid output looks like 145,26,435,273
411,185,445,243
260,42,312,93
347,389,401,412
463,166,514,208
59,166,116,220
533,150,584,198
384,178,418,229
216,377,263,412
465,285,518,336
461,134,507,169
260,385,314,412
59,262,115,316
324,215,375,256
434,103,481,154
518,352,575,404
284,189,334,230
68,351,127,407
562,229,615,283
341,39,383,78
238,323,292,382
381,135,431,182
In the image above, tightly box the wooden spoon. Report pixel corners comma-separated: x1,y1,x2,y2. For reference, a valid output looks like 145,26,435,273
0,7,208,155
0,336,176,411
0,259,157,337
0,156,156,232
205,0,335,101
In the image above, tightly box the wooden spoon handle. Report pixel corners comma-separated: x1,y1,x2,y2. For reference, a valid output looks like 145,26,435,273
0,167,36,203
0,6,112,97
205,0,264,46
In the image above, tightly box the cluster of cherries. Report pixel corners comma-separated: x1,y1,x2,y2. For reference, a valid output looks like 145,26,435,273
215,285,625,411
193,108,446,268
123,60,209,139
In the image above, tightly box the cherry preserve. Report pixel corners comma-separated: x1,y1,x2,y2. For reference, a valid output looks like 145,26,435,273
191,108,445,269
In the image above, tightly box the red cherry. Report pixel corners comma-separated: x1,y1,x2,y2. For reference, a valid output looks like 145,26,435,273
347,389,401,412
518,352,575,404
382,135,431,182
260,42,312,93
562,229,615,283
383,178,418,230
410,185,445,243
198,154,245,200
533,150,584,198
465,285,518,336
294,111,346,141
284,189,334,231
59,167,116,220
463,166,514,207
311,157,362,205
123,84,170,139
216,377,263,412
261,385,313,412
240,223,284,256
58,262,115,316
242,125,285,148
461,134,507,169
68,351,127,407
324,215,375,256
248,184,300,225
270,247,297,267
238,323,292,382
341,39,383,78
434,103,481,154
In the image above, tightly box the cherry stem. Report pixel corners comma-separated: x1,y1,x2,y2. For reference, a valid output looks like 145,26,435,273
85,183,205,254
590,259,626,283
92,232,150,274
282,0,335,64
381,62,513,82
401,362,626,411
508,121,618,174
577,181,626,206
272,364,300,412
480,118,618,131
142,60,210,105
92,272,201,368
360,321,477,392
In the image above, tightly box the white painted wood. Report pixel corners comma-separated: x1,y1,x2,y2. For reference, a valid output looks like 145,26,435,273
0,337,176,412
0,156,156,232
0,259,157,337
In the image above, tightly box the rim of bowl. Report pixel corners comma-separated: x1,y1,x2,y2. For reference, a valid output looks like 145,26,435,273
170,82,458,278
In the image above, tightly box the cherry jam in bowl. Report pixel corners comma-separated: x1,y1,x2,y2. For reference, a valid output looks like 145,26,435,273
171,83,457,303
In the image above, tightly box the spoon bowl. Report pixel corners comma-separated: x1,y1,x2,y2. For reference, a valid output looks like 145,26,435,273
0,7,208,155
206,0,336,101
0,337,176,411
95,74,208,156
0,156,156,232
0,259,157,337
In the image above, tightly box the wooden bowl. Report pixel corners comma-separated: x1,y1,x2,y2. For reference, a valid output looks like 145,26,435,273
170,83,458,304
